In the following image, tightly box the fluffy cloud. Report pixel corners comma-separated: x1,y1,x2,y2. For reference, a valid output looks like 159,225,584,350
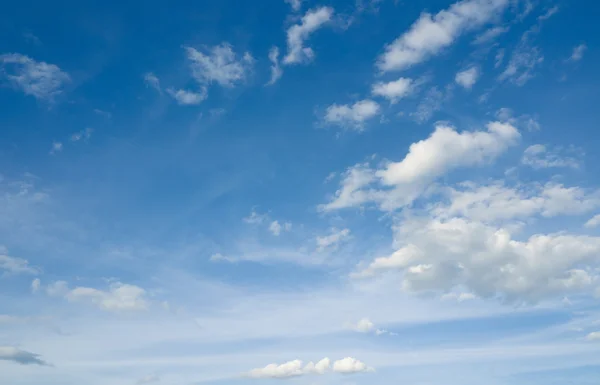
321,121,520,212
0,247,38,275
283,7,333,65
376,0,509,72
245,357,372,378
185,43,253,87
586,331,600,341
316,228,351,252
47,281,149,312
371,77,414,103
143,72,161,93
521,144,583,169
324,99,380,130
569,43,587,62
0,346,48,366
348,317,374,332
167,88,207,105
269,220,292,236
266,47,283,85
585,214,600,229
455,67,480,89
0,53,70,101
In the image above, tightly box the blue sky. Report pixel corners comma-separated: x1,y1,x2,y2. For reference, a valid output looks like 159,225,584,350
1,0,600,384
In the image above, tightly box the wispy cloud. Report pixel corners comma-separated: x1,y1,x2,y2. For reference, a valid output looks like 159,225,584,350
266,47,283,85
283,7,333,65
185,43,253,87
0,346,49,366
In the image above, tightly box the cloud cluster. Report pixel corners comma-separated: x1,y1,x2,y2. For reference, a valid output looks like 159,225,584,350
0,246,38,275
245,357,373,378
455,67,480,89
283,7,333,65
521,144,583,169
186,43,253,87
377,0,509,72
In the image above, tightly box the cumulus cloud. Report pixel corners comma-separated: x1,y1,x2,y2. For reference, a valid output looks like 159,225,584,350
0,346,48,366
245,357,372,378
586,331,600,341
185,43,253,87
167,88,207,105
266,47,283,85
47,281,149,312
0,53,70,101
569,43,587,62
376,0,509,72
455,67,480,89
321,121,520,212
347,317,374,332
324,99,380,130
0,247,38,275
316,228,351,252
283,7,333,65
371,77,413,103
269,220,292,236
521,144,583,169
143,72,161,93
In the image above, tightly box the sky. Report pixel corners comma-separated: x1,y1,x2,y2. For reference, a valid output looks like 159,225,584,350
1,0,600,384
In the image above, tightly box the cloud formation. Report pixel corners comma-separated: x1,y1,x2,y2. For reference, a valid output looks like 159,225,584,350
245,357,372,378
324,99,380,130
371,77,414,103
46,281,149,312
167,88,208,105
283,7,333,65
0,346,48,366
186,43,253,87
455,67,480,89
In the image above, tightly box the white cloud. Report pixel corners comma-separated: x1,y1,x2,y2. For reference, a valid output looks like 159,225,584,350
243,209,268,224
31,278,41,293
585,215,600,229
0,53,70,101
185,43,253,87
521,144,583,169
0,346,48,366
347,317,374,332
70,127,93,142
245,357,372,378
411,86,449,124
473,25,509,44
321,121,520,212
324,99,380,130
210,253,237,263
283,7,333,65
269,220,292,236
167,88,207,105
586,331,600,341
266,47,283,85
332,357,374,373
50,141,63,155
316,228,351,252
285,0,303,12
376,0,509,72
371,77,413,103
47,281,149,312
0,247,38,275
143,72,161,93
455,67,480,89
569,43,587,62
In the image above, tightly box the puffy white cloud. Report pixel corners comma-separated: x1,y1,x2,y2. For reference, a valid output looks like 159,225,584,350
569,43,587,62
0,247,38,275
455,67,480,89
376,0,509,72
316,228,351,252
324,99,380,130
0,53,70,101
185,43,253,87
245,357,372,378
348,317,374,332
585,214,600,229
521,144,583,169
0,346,48,366
283,7,333,65
47,281,149,312
371,77,414,103
285,0,303,12
332,357,374,373
269,220,292,236
266,47,283,85
143,72,161,93
586,331,600,341
167,88,207,105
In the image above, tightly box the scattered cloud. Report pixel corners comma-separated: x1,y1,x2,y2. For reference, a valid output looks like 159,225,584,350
0,346,48,366
283,7,334,65
585,331,600,341
376,0,509,72
537,5,559,21
209,253,237,263
411,86,449,124
0,53,70,101
585,214,600,229
324,99,380,130
455,67,480,89
31,278,41,293
269,220,292,236
316,228,351,252
285,0,303,12
185,43,253,87
143,72,161,93
167,88,207,105
0,247,38,275
521,144,583,169
344,317,391,335
49,141,63,155
266,47,283,85
568,43,587,62
70,127,93,142
441,292,477,302
47,281,149,312
244,209,268,224
473,25,509,44
245,357,372,378
371,77,414,103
